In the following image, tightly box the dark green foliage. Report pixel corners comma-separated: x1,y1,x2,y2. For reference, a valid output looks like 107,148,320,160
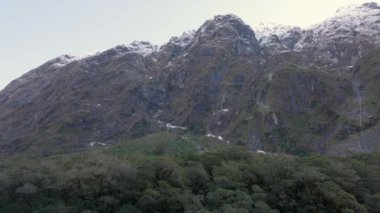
0,148,379,212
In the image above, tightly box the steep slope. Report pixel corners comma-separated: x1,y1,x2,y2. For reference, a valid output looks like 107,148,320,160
1,3,380,156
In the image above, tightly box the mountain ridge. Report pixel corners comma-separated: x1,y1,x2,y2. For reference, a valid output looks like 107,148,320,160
1,2,380,156
19,2,379,71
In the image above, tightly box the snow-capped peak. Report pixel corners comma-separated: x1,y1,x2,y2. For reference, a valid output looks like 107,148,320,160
95,41,158,58
198,14,248,35
335,2,380,15
363,1,380,9
50,55,79,68
332,2,379,22
254,22,303,52
80,41,158,61
165,30,196,48
312,2,380,39
257,2,380,55
125,41,159,56
254,22,300,40
50,41,159,69
213,14,244,25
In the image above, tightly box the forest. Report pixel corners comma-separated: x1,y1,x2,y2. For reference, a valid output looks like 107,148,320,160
0,145,379,212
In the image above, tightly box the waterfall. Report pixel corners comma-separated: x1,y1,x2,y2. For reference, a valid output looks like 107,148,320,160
350,67,369,152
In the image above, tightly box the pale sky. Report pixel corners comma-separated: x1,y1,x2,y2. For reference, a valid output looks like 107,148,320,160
0,0,377,89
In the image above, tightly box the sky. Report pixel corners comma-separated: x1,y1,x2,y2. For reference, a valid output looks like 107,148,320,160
0,0,377,89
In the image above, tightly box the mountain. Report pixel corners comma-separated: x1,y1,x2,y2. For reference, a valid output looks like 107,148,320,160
1,3,380,156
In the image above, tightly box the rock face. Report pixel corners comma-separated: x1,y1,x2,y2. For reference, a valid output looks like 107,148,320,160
1,3,380,156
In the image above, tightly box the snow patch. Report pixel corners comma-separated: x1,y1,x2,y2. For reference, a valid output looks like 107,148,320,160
82,41,158,60
213,108,230,116
206,133,226,142
167,30,196,48
254,22,298,40
220,109,229,113
206,133,216,138
165,62,173,68
82,50,103,58
89,142,108,147
166,123,187,130
50,55,78,68
126,41,159,56
256,150,267,155
206,133,232,144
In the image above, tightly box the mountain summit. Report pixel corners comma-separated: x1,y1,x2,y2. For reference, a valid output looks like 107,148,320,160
1,3,380,156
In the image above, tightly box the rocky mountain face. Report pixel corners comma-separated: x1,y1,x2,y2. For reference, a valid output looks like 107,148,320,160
1,3,380,156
